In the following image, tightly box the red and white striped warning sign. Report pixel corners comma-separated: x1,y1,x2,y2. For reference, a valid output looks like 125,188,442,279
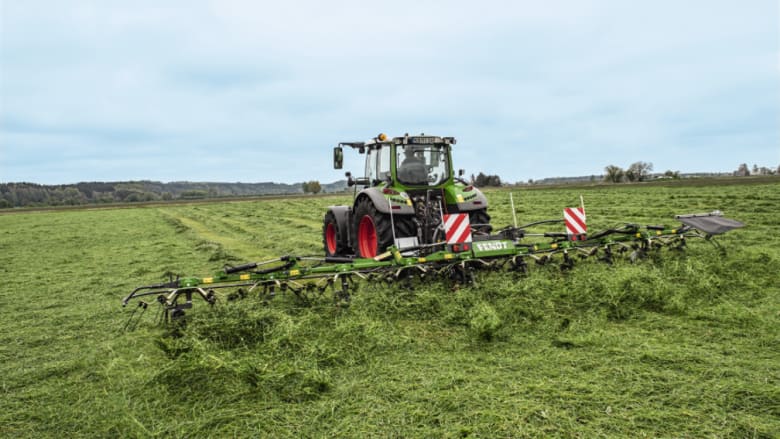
564,207,587,240
443,213,472,244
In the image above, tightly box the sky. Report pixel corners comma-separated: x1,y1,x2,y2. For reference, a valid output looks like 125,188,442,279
1,0,778,185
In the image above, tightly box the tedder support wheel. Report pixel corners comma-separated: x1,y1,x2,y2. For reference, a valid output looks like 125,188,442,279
323,210,350,257
353,197,396,258
469,209,492,234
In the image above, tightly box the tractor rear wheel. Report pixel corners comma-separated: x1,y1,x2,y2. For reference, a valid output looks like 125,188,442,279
353,198,395,258
323,210,349,257
394,215,416,241
468,209,492,234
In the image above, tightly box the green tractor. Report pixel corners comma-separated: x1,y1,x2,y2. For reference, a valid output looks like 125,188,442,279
323,133,492,258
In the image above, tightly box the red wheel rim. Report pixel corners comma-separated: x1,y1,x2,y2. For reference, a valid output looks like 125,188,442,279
357,215,377,257
325,223,337,254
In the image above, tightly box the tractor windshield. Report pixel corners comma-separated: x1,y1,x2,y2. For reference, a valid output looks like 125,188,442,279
396,144,450,186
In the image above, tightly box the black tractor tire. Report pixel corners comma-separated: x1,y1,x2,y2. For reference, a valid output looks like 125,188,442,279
323,210,350,257
468,209,492,234
393,214,416,240
352,197,396,258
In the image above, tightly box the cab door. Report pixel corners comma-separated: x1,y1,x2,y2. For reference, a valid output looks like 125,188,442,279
365,145,392,185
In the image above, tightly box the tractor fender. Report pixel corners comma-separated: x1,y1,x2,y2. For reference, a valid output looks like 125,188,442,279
453,187,489,212
355,187,415,215
325,205,352,243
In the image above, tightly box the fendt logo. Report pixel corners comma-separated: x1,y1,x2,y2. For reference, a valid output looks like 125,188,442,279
475,241,508,252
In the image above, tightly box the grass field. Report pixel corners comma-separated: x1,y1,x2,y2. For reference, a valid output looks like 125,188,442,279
1,181,778,437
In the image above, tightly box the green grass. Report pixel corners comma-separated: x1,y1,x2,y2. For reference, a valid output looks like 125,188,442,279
1,181,778,437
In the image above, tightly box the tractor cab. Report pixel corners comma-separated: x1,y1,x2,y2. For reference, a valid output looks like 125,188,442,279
334,133,456,190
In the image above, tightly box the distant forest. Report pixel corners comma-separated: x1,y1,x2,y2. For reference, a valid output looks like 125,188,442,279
0,180,348,208
3,162,778,209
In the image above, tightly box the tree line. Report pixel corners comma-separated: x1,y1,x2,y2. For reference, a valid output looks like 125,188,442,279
603,161,780,183
733,163,780,177
0,180,341,209
602,162,657,183
301,181,322,194
471,172,503,187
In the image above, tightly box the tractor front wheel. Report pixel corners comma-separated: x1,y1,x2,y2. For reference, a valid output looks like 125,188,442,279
353,198,394,258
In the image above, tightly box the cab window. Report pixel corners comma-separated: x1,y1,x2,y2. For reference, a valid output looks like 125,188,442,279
396,144,449,186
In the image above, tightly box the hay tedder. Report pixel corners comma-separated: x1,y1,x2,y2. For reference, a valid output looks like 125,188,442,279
121,133,744,327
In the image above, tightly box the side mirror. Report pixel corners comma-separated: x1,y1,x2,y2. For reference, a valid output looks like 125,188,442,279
333,146,344,169
458,169,465,177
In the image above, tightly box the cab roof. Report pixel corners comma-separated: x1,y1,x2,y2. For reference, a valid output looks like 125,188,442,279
339,133,456,150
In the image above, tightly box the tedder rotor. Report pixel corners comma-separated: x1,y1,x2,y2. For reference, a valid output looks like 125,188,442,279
121,133,745,328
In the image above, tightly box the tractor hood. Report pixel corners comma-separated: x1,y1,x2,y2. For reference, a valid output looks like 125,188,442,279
444,184,489,212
